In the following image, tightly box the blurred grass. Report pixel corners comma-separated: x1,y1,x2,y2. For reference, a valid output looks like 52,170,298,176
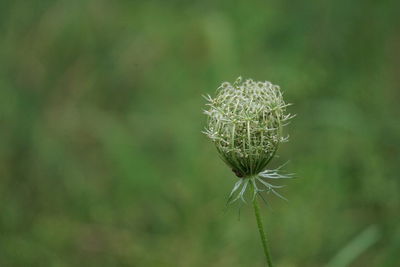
0,0,400,266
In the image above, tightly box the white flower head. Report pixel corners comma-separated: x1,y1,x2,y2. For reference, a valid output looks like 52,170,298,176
204,77,295,203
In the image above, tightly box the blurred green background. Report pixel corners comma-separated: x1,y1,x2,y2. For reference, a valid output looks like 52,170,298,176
1,0,399,266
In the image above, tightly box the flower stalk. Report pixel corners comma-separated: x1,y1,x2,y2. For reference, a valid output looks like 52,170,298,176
251,182,274,267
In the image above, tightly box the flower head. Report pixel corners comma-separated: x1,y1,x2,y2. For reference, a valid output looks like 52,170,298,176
204,77,293,177
204,77,294,203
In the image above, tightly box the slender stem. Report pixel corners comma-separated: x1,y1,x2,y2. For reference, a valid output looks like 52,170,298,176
251,184,274,267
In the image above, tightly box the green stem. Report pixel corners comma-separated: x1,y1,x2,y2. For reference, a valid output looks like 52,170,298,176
252,184,274,267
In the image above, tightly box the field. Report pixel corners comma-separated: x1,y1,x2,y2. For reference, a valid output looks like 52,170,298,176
1,0,399,266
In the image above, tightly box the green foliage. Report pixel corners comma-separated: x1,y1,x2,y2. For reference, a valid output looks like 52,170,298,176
0,0,399,266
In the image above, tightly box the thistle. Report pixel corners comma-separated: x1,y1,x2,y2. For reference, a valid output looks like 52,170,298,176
203,77,294,266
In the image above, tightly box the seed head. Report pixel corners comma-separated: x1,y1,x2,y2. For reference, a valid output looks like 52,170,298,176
203,77,293,178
